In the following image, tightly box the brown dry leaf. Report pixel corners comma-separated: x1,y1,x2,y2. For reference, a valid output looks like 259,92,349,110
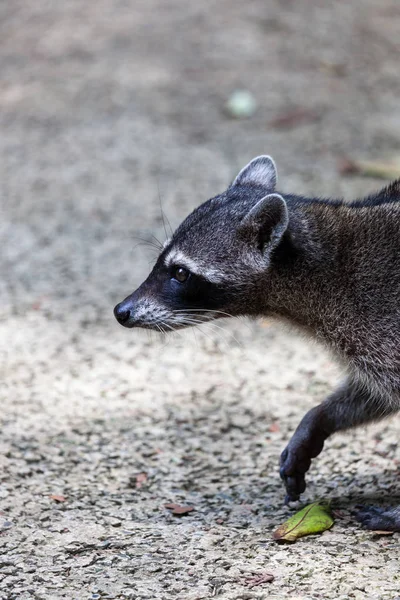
269,422,280,432
164,503,195,515
337,156,360,175
319,60,347,77
135,472,147,489
338,156,400,179
269,107,324,129
50,494,66,503
243,572,275,588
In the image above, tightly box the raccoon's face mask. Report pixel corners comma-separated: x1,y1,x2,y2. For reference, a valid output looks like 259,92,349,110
114,156,289,331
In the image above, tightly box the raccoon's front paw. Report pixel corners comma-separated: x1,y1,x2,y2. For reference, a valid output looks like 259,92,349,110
279,426,326,503
279,445,310,503
355,505,400,532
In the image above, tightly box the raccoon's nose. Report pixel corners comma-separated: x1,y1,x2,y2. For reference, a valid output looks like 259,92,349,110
114,302,131,325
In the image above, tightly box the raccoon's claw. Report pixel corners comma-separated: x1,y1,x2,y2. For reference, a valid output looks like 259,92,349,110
279,421,327,503
279,446,310,502
355,505,400,532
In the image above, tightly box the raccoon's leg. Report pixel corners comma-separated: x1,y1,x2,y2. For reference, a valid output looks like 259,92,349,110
355,506,400,532
279,377,395,503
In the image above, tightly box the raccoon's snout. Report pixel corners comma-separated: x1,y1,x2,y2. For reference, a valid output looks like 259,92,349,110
114,299,134,327
114,293,169,330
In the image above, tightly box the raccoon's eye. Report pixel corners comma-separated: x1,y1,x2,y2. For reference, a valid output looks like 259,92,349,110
172,266,190,283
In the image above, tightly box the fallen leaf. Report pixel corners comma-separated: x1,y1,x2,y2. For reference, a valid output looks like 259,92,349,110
338,156,400,179
135,472,147,489
164,503,195,515
31,295,48,311
243,572,274,588
337,156,360,175
319,60,347,77
269,107,324,129
50,494,66,503
269,422,280,432
273,502,334,542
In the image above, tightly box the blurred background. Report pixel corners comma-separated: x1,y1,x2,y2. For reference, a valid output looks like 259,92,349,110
2,0,400,319
1,2,400,599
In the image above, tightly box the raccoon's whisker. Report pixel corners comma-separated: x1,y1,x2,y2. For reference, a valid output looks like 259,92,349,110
172,313,229,330
174,308,236,319
174,309,253,333
132,236,163,252
172,314,222,329
191,324,218,344
150,234,164,251
172,313,212,324
197,321,241,346
157,180,174,239
154,322,179,350
170,317,206,328
198,321,242,347
172,315,242,346
146,328,158,345
192,326,200,350
181,318,207,327
172,311,236,331
159,322,182,349
169,316,219,343
158,321,174,333
158,188,168,243
173,320,215,345
155,323,166,335
170,313,208,324
160,320,186,339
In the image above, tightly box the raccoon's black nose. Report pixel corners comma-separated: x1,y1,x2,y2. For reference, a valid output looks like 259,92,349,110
114,303,131,324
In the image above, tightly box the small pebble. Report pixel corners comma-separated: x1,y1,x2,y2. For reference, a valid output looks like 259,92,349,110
224,90,257,119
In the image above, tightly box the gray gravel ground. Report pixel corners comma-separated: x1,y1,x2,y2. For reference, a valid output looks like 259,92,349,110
0,1,399,599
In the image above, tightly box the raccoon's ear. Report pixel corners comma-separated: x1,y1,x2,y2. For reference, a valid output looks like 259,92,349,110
232,155,277,191
238,193,288,255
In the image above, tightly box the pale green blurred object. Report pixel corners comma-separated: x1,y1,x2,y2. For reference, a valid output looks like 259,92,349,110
273,502,334,542
224,90,257,119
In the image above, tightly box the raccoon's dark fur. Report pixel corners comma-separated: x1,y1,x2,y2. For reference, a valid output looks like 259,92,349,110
114,156,400,531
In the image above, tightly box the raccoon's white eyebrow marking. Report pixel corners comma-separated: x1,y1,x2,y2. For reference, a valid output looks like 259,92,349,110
162,237,172,250
164,249,204,275
163,248,226,284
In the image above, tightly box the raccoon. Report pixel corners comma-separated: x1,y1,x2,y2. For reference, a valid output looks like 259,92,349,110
114,156,400,531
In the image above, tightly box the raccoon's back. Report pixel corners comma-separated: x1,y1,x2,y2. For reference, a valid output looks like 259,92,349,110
350,178,400,207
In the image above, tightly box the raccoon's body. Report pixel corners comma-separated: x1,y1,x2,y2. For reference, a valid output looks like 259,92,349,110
114,156,400,531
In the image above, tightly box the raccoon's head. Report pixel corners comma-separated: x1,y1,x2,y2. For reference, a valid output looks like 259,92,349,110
114,155,289,331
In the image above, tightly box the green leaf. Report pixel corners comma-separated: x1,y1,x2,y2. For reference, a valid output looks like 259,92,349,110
273,502,334,543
